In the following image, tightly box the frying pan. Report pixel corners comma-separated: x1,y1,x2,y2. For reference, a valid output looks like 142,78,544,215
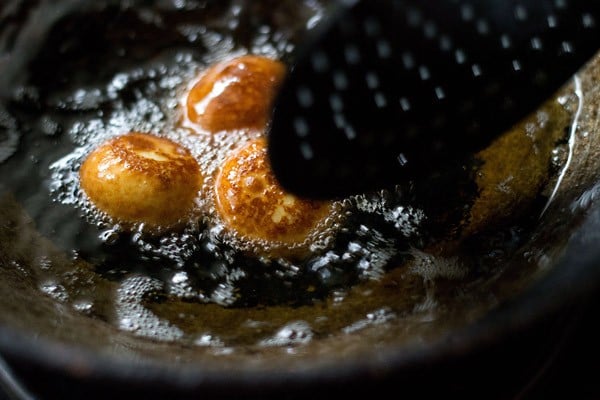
1,1,600,398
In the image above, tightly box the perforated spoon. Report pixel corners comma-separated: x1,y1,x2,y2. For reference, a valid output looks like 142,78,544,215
267,0,600,199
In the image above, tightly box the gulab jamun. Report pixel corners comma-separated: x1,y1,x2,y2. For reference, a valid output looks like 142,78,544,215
185,55,286,133
79,132,203,229
214,138,332,247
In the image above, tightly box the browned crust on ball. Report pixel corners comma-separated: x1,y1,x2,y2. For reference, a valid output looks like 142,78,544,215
214,138,331,245
79,132,203,228
186,55,286,132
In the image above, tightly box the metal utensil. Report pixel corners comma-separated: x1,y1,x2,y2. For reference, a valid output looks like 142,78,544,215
268,0,600,199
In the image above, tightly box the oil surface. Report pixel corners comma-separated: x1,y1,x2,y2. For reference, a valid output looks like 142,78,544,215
0,0,581,351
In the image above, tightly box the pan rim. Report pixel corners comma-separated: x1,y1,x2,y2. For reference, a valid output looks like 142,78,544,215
1,205,599,394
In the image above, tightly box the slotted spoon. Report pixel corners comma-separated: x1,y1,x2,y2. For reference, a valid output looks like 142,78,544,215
267,0,600,199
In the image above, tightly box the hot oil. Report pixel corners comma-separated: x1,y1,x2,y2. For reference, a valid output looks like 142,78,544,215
45,41,423,310
0,0,575,349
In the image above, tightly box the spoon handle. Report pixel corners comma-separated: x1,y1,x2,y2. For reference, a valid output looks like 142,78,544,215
268,0,600,199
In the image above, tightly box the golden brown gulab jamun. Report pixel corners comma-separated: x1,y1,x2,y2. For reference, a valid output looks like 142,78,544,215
79,132,203,229
185,55,286,133
214,138,332,248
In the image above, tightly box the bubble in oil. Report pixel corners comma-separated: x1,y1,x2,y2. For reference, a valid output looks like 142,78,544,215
210,270,246,307
72,299,94,315
36,255,53,271
342,307,397,334
406,249,467,317
39,281,69,303
116,275,184,341
167,271,205,301
259,320,313,347
194,333,225,348
407,248,467,282
250,24,295,57
177,24,207,43
353,189,425,237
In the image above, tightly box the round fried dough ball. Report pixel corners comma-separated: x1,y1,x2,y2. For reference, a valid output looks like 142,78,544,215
79,132,202,229
214,138,332,247
185,55,286,132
